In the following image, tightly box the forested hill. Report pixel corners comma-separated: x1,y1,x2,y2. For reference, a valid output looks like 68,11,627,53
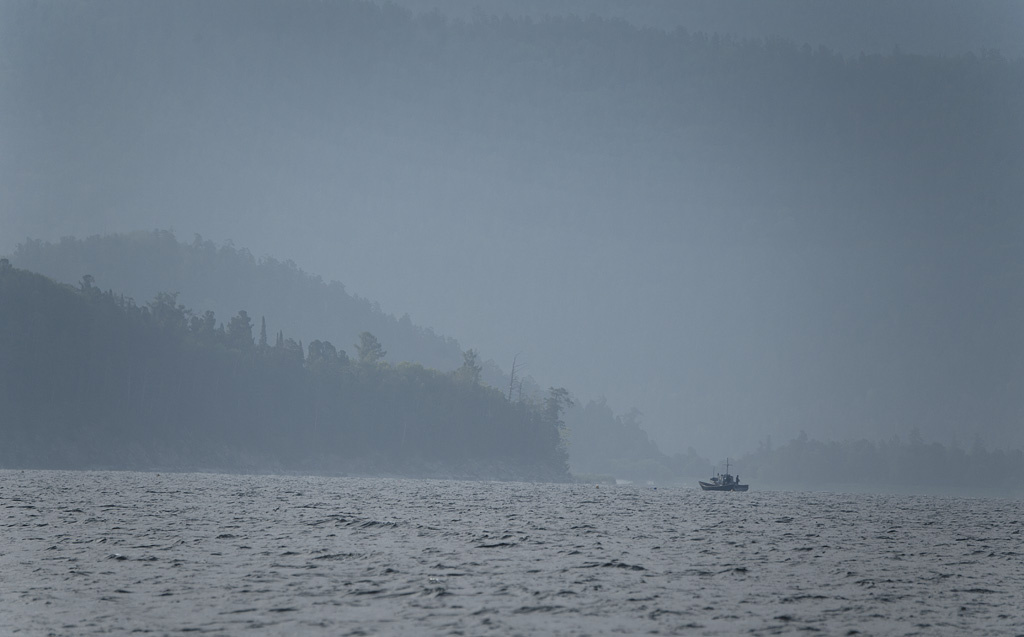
0,260,571,480
9,232,686,482
12,231,470,377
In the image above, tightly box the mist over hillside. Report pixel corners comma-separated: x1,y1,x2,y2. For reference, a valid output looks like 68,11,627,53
0,260,571,480
2,0,1022,459
8,235,698,482
12,231,467,373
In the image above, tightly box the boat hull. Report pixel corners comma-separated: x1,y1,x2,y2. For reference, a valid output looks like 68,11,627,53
699,481,749,492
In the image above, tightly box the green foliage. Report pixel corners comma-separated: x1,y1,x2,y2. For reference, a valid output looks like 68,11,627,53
454,348,482,385
0,265,569,480
544,387,574,427
355,331,386,365
226,310,255,350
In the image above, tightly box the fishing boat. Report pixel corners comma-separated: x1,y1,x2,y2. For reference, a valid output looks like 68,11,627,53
699,459,748,491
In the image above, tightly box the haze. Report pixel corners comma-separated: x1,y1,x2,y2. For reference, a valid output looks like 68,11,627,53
2,0,1022,461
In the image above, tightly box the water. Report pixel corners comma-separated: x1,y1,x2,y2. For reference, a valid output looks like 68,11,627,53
2,470,1022,636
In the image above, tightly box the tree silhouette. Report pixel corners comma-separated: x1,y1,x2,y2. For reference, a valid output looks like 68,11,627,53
456,348,482,384
356,331,387,364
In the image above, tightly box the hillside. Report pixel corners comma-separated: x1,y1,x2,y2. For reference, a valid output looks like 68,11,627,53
0,259,570,480
12,231,468,374
9,231,685,481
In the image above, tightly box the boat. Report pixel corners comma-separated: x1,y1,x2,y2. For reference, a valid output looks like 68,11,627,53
699,459,748,491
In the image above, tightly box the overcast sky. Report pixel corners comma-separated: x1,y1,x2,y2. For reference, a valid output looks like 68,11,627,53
389,0,1024,59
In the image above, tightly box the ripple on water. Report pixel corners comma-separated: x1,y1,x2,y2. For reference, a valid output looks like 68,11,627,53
1,470,1022,635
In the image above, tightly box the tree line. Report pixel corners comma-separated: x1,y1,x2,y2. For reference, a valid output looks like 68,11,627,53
735,430,1024,495
0,261,570,480
12,231,474,380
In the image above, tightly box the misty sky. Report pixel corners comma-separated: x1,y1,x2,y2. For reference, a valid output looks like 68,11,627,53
2,0,1022,460
392,0,1024,59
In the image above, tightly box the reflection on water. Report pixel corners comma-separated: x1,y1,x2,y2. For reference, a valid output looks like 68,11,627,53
2,470,1021,635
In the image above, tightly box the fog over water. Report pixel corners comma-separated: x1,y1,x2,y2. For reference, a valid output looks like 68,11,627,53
1,0,1022,460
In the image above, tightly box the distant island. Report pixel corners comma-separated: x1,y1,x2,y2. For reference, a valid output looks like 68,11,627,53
0,259,571,480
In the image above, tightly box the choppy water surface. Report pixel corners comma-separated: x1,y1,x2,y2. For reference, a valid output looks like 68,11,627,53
2,471,1022,635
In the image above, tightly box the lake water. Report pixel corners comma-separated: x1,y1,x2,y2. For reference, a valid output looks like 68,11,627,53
2,470,1022,635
